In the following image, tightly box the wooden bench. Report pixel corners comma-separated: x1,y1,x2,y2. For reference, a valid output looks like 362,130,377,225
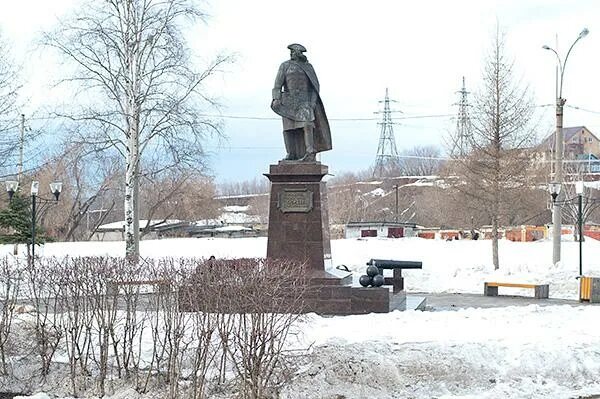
367,259,423,293
484,282,549,299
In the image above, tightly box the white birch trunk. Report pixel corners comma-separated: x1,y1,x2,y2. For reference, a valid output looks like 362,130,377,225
125,7,140,261
125,118,140,260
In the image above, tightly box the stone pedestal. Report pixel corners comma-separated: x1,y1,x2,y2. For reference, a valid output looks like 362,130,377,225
265,162,343,283
265,161,390,314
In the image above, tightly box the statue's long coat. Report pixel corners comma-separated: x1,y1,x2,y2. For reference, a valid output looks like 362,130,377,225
271,60,332,153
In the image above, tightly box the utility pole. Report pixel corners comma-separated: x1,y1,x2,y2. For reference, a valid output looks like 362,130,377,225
552,95,565,264
543,28,589,265
452,77,472,157
18,114,24,183
373,88,400,178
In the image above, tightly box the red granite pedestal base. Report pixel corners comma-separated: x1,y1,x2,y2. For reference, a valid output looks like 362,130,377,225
265,161,390,314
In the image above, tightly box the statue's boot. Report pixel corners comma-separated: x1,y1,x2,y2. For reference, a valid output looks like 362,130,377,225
300,126,316,162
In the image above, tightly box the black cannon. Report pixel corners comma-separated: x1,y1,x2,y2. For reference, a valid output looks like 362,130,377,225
360,259,423,293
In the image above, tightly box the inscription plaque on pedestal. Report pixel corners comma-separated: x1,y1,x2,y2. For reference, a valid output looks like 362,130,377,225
278,189,313,213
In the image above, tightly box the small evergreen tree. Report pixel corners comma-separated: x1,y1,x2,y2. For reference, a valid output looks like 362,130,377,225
0,192,46,245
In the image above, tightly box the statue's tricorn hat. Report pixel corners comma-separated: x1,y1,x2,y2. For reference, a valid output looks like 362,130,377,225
287,43,307,52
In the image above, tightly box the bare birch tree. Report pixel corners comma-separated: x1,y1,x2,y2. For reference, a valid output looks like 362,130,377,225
44,0,230,259
451,27,537,269
0,34,22,170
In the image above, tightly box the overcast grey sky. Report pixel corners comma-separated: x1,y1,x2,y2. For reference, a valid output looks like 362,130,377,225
2,0,600,183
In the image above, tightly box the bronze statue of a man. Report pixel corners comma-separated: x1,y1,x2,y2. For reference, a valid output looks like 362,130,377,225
271,43,332,162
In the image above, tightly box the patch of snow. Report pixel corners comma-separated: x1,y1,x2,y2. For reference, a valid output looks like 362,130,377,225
222,205,250,212
194,219,222,226
584,180,600,190
404,179,435,187
356,180,383,185
214,192,267,199
14,394,52,399
365,187,386,196
219,211,260,224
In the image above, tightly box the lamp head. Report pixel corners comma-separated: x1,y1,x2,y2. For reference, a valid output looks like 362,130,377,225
542,45,551,50
579,28,589,39
49,181,63,201
5,180,18,201
30,181,39,196
548,182,561,202
575,180,585,195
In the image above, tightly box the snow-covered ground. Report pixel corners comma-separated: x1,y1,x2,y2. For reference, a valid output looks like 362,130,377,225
288,305,600,399
8,236,600,398
25,235,600,300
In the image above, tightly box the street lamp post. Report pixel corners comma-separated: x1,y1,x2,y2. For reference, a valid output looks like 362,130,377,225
575,180,584,276
5,180,62,265
542,27,589,265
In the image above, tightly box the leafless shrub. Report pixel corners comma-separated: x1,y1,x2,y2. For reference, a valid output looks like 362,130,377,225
176,258,222,399
139,258,193,398
54,257,93,396
84,258,122,396
111,259,147,383
205,258,307,399
179,257,309,398
0,256,21,375
3,256,309,398
25,258,63,379
54,256,147,397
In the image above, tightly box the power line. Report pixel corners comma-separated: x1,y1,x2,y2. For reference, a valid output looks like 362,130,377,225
199,105,571,122
565,104,600,115
535,103,600,115
197,112,453,122
208,144,451,159
14,103,597,126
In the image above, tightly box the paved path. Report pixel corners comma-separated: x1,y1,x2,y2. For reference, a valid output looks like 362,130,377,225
414,292,593,311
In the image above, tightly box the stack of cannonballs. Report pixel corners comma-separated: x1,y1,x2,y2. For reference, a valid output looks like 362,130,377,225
359,263,385,287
